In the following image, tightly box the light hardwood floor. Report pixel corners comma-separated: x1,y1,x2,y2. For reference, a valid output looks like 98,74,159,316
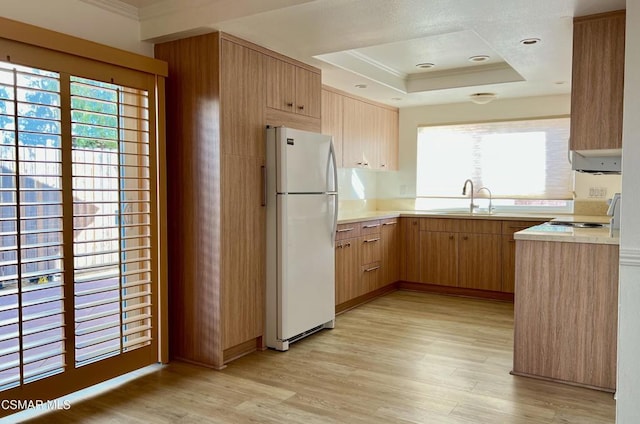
22,291,615,423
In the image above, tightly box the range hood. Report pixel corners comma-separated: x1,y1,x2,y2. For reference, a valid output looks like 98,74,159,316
570,150,622,174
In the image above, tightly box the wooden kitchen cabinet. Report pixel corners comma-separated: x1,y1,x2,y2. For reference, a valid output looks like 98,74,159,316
380,218,400,287
321,88,344,167
325,86,398,170
155,32,322,368
570,10,625,151
419,231,458,286
418,218,502,291
458,233,501,291
400,217,421,282
267,56,321,118
335,236,361,305
513,240,619,391
501,220,546,293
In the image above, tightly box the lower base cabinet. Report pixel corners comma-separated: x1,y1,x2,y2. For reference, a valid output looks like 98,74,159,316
513,240,619,391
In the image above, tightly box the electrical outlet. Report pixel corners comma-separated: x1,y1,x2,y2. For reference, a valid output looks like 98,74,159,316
588,187,608,198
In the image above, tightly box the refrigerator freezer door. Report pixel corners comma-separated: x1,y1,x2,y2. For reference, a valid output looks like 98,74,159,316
276,127,335,194
277,193,335,340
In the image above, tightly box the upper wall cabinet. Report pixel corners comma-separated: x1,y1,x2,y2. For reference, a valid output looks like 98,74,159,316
267,56,321,118
570,10,625,151
322,86,398,171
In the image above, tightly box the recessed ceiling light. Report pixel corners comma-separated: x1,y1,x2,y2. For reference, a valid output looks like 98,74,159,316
469,92,497,104
520,38,541,45
416,62,435,69
355,84,367,89
468,55,490,63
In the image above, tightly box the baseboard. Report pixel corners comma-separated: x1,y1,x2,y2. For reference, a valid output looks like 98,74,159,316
223,337,261,364
510,370,615,394
397,281,514,302
336,283,399,314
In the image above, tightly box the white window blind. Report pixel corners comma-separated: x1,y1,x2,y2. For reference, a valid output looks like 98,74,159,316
0,63,65,389
71,77,152,367
416,117,572,200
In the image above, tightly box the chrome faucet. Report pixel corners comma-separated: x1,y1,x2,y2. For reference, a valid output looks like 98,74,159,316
477,186,494,214
462,179,478,214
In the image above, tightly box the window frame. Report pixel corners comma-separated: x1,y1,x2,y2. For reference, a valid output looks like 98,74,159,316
0,18,167,415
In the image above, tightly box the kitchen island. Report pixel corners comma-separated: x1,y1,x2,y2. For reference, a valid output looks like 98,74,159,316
512,223,619,392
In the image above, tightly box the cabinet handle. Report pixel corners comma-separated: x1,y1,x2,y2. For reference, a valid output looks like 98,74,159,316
364,266,380,272
362,224,380,229
336,243,343,249
381,164,386,168
345,242,351,248
286,102,293,107
357,161,363,165
449,235,454,240
463,236,468,240
364,238,380,243
363,162,369,166
383,221,397,226
298,105,305,110
337,227,354,233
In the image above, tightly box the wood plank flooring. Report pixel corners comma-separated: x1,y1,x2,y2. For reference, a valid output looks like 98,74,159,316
21,291,615,423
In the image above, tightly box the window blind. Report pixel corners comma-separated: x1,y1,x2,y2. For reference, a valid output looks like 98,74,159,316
416,117,572,200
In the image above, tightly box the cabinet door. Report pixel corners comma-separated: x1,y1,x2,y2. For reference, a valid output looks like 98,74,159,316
400,218,421,282
266,56,295,113
380,108,398,170
221,155,265,349
420,232,458,286
361,234,381,265
381,219,399,286
361,101,379,169
342,96,365,167
295,67,321,118
322,89,344,167
362,262,382,293
458,233,502,291
502,235,516,293
570,11,625,150
221,40,265,158
335,238,360,305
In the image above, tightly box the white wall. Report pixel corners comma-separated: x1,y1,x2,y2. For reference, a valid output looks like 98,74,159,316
1,0,153,56
616,1,640,423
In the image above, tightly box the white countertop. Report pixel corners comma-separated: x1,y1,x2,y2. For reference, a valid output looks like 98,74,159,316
514,222,619,245
337,210,560,224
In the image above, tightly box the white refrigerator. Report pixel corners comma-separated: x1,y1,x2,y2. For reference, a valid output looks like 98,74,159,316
265,126,337,351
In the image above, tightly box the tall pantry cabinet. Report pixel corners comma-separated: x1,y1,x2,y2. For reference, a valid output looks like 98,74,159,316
155,32,321,369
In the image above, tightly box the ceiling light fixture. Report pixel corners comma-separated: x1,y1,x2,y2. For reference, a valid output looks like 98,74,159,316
416,62,435,69
468,55,490,63
355,84,367,89
520,38,541,45
469,92,497,105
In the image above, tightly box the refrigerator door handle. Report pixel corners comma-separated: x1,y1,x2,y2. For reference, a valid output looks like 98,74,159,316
327,137,337,193
330,193,338,247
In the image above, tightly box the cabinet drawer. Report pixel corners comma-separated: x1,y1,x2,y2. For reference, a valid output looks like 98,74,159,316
360,220,381,236
420,218,461,232
336,223,361,240
381,218,398,227
502,220,546,237
420,218,501,234
361,235,381,264
362,261,382,292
